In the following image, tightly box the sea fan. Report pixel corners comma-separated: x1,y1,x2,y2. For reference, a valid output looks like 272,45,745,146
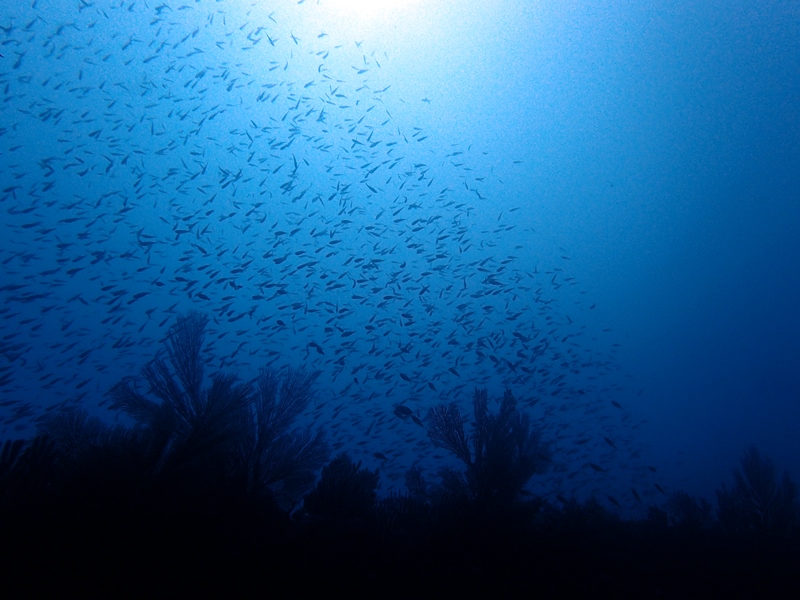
427,388,551,514
716,445,798,536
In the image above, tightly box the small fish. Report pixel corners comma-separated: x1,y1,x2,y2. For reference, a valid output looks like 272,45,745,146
393,405,412,419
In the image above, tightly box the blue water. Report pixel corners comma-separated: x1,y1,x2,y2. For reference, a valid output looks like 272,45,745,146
1,0,798,512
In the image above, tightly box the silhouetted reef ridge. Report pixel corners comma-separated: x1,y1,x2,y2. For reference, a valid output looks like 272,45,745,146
1,314,798,596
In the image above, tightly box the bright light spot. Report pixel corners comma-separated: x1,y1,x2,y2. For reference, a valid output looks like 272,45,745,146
303,0,428,46
326,0,420,19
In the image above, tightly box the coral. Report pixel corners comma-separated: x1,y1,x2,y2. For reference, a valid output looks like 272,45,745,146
716,445,798,536
426,388,551,514
0,435,55,499
40,408,148,481
0,439,26,485
666,491,714,530
373,491,431,543
303,452,379,520
106,311,328,506
234,367,330,509
107,312,252,486
405,464,428,502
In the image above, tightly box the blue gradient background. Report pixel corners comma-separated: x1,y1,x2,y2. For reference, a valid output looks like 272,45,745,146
1,0,798,508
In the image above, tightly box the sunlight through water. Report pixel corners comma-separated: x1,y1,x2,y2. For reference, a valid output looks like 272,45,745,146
296,0,427,42
325,0,421,17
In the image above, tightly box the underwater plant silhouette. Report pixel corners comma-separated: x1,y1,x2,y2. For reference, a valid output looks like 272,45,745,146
234,366,330,509
716,445,798,536
106,311,329,507
3,339,800,596
303,452,379,520
0,435,56,509
666,490,714,531
426,388,552,515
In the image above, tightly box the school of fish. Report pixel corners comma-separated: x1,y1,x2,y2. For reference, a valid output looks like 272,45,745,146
0,1,660,508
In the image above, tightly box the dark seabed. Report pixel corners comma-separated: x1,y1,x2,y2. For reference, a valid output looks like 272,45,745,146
1,0,799,596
